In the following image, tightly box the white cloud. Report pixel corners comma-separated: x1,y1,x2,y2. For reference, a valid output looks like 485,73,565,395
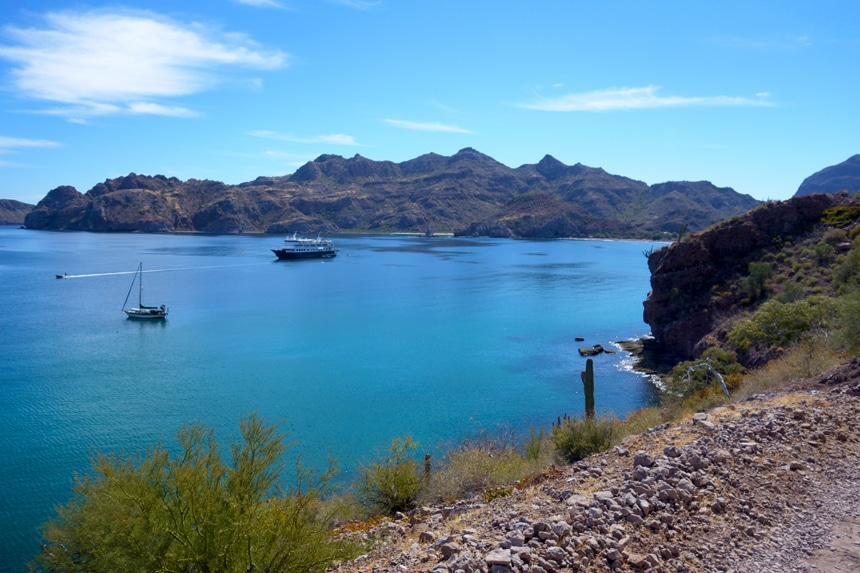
128,102,199,117
0,10,289,119
521,86,774,112
249,130,360,145
384,119,473,133
0,135,60,151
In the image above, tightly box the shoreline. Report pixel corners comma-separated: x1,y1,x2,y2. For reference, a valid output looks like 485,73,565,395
616,335,676,385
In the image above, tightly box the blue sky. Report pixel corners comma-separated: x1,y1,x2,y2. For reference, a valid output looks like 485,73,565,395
0,1,858,204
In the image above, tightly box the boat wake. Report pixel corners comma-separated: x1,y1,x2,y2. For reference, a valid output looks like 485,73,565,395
55,262,269,279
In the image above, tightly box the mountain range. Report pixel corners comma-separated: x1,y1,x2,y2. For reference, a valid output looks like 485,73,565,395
17,148,760,238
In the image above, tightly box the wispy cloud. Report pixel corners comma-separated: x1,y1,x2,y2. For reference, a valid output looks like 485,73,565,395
248,130,360,145
521,85,774,112
128,102,199,117
0,10,289,120
0,135,60,151
384,119,473,133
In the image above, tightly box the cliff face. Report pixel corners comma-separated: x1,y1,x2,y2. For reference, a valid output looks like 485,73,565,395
643,192,860,361
22,149,760,237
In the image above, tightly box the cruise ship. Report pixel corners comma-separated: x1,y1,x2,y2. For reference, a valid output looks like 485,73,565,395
272,233,338,260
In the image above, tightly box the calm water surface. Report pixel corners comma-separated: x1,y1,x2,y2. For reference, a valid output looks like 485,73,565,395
0,227,661,570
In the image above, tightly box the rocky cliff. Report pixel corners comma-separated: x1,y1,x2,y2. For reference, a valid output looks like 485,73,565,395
22,149,760,238
643,192,860,362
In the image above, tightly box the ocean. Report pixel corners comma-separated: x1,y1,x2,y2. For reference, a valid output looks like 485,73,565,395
0,226,662,570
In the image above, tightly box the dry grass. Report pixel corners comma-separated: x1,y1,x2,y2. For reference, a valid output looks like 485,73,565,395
420,440,551,505
733,339,842,401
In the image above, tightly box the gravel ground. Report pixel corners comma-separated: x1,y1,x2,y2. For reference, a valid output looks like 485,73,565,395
331,356,860,573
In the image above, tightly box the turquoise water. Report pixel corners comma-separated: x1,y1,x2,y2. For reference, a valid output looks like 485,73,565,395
0,227,660,570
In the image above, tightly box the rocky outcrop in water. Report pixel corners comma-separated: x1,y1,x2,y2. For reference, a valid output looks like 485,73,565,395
22,149,760,238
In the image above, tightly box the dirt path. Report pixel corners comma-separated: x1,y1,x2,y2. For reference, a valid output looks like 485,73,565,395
805,516,860,572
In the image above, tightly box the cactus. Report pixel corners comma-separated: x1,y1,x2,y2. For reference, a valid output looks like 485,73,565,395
581,358,595,419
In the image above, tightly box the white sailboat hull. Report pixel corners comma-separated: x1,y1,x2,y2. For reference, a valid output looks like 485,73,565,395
124,306,168,319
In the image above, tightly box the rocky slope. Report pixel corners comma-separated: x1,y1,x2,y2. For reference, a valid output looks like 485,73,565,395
332,356,860,573
22,149,760,238
642,191,860,363
795,155,860,197
0,199,34,225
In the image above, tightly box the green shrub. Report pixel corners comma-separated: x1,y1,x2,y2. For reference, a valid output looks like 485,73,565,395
740,262,773,301
815,240,834,261
823,228,848,245
727,296,838,353
667,347,744,399
552,414,618,463
821,205,860,227
355,437,423,517
525,426,548,461
777,281,804,303
33,413,361,573
835,247,860,286
835,287,860,354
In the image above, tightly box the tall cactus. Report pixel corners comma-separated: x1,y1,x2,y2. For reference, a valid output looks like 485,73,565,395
581,358,595,419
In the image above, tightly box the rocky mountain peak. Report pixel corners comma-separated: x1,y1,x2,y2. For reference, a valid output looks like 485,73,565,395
795,154,860,196
535,154,568,180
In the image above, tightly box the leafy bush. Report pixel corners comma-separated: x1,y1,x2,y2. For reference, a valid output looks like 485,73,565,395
727,296,838,353
815,240,834,261
740,262,773,301
354,437,423,517
33,413,361,573
835,287,860,354
667,347,744,399
821,205,860,227
777,281,804,303
525,426,548,461
552,414,617,463
823,228,848,245
835,246,860,286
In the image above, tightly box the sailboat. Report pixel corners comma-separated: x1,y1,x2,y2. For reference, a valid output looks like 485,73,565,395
122,263,168,319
